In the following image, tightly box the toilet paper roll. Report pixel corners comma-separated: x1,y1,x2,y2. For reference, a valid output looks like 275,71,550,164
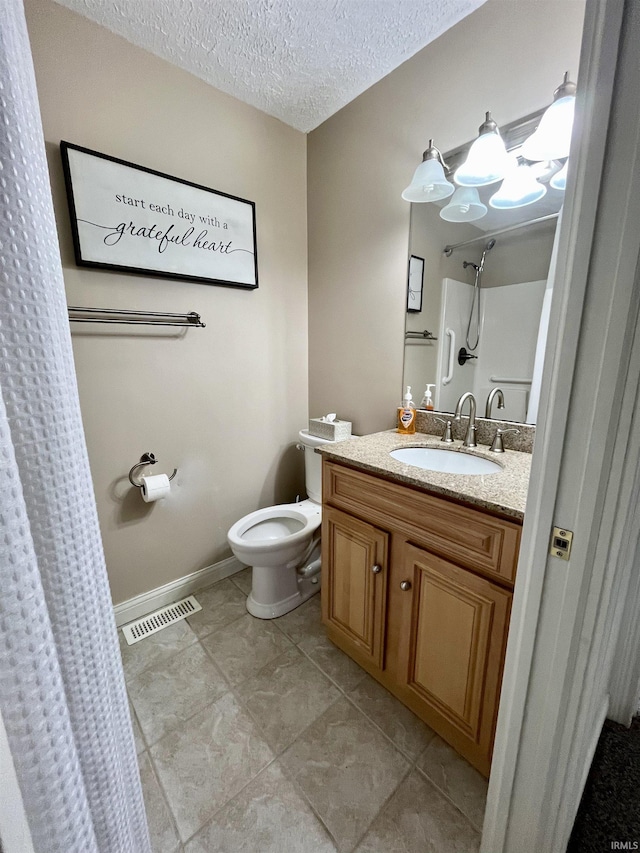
141,473,170,503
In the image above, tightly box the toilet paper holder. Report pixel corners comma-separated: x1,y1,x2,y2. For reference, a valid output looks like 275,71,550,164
128,452,178,488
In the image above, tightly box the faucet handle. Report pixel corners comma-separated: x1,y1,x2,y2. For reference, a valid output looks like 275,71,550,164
490,427,520,453
434,417,454,443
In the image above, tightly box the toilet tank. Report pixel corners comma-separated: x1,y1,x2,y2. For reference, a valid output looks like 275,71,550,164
298,429,337,503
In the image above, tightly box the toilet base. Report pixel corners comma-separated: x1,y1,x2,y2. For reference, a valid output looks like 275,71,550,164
246,573,320,619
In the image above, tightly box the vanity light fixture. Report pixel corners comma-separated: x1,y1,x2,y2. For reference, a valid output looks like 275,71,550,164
489,161,547,209
521,71,576,162
454,112,511,187
440,187,487,222
527,159,558,182
550,159,569,191
401,140,455,202
402,88,575,213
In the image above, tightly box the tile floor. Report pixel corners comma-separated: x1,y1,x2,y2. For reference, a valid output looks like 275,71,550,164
122,569,487,853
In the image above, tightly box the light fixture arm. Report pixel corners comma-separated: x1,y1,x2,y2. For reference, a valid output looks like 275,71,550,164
554,71,577,101
478,112,499,137
422,139,449,172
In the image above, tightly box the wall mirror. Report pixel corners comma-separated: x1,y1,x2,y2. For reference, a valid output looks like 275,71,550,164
403,111,569,425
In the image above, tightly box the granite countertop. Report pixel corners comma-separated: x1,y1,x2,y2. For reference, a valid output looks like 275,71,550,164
317,430,531,521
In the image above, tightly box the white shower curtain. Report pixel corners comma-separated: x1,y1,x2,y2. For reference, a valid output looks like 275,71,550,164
0,3,150,852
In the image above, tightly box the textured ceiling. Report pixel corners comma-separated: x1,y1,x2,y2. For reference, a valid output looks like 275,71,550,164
52,0,486,132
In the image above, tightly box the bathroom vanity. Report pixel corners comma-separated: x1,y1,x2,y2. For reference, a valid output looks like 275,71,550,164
318,431,530,777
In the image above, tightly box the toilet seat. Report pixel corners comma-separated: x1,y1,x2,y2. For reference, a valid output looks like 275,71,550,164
227,499,321,570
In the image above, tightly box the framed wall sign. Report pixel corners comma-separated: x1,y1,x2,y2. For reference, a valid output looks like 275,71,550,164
407,255,424,312
60,141,258,289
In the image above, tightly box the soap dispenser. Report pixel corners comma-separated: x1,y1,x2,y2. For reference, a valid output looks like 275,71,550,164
397,386,416,434
421,384,435,411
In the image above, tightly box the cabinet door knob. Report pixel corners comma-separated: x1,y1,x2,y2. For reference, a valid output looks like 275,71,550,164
400,580,412,591
372,564,382,574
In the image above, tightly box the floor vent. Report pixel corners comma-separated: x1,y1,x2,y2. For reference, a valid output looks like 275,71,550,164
122,596,202,646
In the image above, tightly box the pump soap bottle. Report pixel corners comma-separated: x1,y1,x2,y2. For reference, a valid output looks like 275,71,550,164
397,386,416,434
421,384,435,411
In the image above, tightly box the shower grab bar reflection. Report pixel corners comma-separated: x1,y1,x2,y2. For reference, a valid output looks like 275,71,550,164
443,213,559,257
67,306,206,327
442,328,456,386
490,376,533,384
405,329,438,341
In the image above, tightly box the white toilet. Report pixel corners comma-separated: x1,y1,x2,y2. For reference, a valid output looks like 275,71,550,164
227,429,333,619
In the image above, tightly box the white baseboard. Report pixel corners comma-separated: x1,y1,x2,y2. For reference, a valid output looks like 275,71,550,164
113,556,246,627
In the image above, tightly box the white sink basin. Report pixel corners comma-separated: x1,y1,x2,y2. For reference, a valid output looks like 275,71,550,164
390,447,502,475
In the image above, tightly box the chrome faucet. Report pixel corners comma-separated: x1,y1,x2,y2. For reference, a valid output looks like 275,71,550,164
490,427,520,453
454,392,477,447
434,417,454,443
485,387,505,419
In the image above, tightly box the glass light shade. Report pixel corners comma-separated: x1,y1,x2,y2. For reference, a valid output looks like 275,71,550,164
440,187,487,222
489,164,547,209
527,159,556,181
454,132,510,187
520,95,575,161
402,158,454,202
550,159,569,191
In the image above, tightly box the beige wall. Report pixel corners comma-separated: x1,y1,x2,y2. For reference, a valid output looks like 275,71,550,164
25,0,308,604
308,0,585,435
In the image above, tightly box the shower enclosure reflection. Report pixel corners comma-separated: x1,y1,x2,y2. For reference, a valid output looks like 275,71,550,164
403,199,559,424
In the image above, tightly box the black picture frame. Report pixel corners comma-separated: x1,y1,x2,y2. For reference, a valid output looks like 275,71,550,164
407,255,424,312
60,141,258,289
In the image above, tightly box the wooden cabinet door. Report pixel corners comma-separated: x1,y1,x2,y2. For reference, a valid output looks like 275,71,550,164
395,542,512,775
321,506,389,670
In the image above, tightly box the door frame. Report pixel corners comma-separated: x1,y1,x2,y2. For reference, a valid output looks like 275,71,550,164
483,0,640,849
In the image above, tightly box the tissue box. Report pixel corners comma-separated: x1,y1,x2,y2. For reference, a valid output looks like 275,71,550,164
308,417,352,442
